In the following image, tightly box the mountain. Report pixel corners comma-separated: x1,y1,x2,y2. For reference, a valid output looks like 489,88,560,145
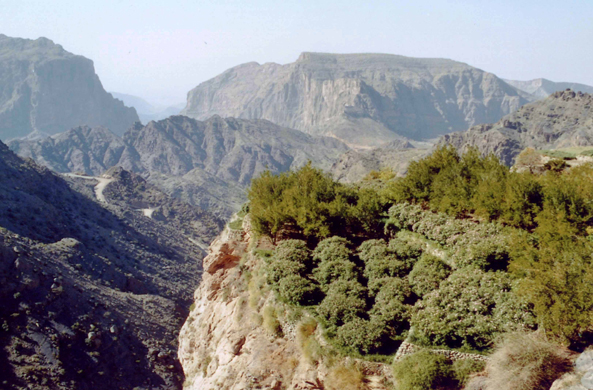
505,78,593,99
181,52,527,147
330,139,431,183
9,115,350,217
111,92,184,123
438,89,593,165
0,140,223,389
0,35,139,140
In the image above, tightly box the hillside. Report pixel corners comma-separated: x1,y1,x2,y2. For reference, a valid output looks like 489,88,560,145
0,35,139,140
179,151,593,390
9,115,349,217
505,78,593,99
438,89,593,165
0,140,223,389
181,52,527,146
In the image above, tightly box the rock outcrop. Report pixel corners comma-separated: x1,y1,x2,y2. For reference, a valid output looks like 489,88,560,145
0,34,139,140
182,52,527,146
178,219,395,390
0,140,222,389
9,115,350,218
438,90,593,165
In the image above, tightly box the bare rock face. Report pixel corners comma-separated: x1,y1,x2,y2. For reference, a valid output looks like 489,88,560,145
505,78,593,100
178,218,395,390
438,90,593,166
0,140,223,389
0,34,139,140
9,115,349,218
182,52,527,146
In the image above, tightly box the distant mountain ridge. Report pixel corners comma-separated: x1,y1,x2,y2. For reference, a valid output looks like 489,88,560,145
438,90,593,165
181,52,527,146
0,34,139,140
111,92,184,123
9,115,350,217
505,78,593,99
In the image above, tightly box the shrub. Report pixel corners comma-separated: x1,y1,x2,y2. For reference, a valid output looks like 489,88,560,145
266,259,307,285
451,359,485,387
273,240,312,269
277,275,322,305
388,237,423,264
312,237,359,288
408,254,451,297
334,317,387,354
411,267,534,350
392,350,454,390
480,332,572,390
316,280,368,327
358,239,408,280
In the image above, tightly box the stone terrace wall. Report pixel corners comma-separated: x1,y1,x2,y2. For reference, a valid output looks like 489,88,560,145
394,342,488,363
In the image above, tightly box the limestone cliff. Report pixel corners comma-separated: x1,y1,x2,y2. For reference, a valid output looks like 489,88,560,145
178,219,394,390
182,52,527,146
0,34,139,140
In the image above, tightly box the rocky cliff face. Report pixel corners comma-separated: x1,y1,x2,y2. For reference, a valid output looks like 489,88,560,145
0,34,139,140
9,116,349,218
182,52,527,146
438,90,593,166
178,218,394,390
505,78,593,99
0,140,223,389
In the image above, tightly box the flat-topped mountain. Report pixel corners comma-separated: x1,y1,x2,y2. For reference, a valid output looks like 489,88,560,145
505,78,593,99
9,115,349,217
181,52,527,146
0,35,139,140
439,90,593,165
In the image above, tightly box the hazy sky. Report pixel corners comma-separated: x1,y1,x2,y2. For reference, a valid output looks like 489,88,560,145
2,0,592,106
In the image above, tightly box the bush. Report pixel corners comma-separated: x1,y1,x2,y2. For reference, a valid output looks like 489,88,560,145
392,350,454,390
451,359,485,387
273,240,313,269
312,237,359,288
369,278,412,338
358,239,408,280
480,332,572,390
408,254,451,297
277,275,322,305
334,317,387,354
411,267,534,350
316,280,368,327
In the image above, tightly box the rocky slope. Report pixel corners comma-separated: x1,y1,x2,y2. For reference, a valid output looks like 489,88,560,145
9,115,349,217
505,78,593,99
0,140,223,389
181,52,527,146
0,34,139,140
330,140,432,183
178,218,394,390
438,90,593,165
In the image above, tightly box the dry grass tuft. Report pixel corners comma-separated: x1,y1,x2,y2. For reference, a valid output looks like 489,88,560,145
482,332,572,390
325,362,365,390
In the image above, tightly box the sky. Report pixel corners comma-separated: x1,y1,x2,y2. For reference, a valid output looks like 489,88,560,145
1,0,592,107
